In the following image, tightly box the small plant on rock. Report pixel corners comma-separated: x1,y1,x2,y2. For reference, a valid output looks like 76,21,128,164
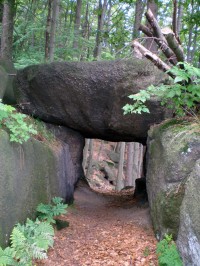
156,234,183,266
0,100,37,144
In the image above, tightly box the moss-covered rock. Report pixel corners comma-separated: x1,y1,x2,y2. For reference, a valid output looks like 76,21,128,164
0,123,84,247
147,119,200,235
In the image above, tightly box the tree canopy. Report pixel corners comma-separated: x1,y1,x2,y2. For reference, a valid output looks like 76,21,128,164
0,0,199,68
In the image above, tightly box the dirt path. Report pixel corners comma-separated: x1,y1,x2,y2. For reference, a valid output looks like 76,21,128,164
39,182,158,266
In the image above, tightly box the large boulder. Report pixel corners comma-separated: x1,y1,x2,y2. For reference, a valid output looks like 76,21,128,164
146,119,200,264
0,123,84,247
14,59,172,143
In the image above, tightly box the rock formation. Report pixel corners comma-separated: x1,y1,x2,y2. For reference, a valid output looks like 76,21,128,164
0,123,84,246
14,59,172,143
146,119,200,265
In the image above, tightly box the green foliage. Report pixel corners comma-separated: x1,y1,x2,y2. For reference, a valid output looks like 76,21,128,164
0,100,37,144
0,247,15,266
0,196,68,266
10,218,54,265
36,197,68,224
123,62,200,118
156,234,183,266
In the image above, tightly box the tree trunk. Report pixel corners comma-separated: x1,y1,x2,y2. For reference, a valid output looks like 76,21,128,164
80,1,89,60
172,0,178,37
133,0,146,39
132,142,140,186
144,0,158,52
49,0,60,62
0,0,15,61
177,0,183,35
116,142,125,191
45,0,52,61
86,139,94,179
93,0,108,60
73,0,82,56
82,138,90,174
97,140,104,161
190,24,198,63
137,143,144,178
125,142,134,186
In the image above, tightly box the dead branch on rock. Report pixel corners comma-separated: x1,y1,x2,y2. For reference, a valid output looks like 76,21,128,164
162,28,184,62
144,9,177,65
132,41,174,78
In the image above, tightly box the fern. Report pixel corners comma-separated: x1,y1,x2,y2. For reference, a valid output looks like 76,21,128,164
10,218,54,265
0,247,15,266
156,234,183,266
36,197,68,224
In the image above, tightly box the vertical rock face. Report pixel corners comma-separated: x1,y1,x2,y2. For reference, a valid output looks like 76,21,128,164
0,124,84,247
146,119,200,265
177,160,200,266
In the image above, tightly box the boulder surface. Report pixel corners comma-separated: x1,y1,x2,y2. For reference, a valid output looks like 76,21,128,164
146,119,200,265
0,123,84,247
14,59,172,143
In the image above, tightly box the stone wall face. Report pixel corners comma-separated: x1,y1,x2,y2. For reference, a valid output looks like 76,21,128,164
0,125,84,247
146,119,200,265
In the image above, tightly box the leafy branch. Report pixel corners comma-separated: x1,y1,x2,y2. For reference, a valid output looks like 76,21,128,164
123,62,200,118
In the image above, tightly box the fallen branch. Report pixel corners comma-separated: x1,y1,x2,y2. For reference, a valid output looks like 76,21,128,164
162,28,184,62
132,40,175,78
138,24,153,37
145,9,177,65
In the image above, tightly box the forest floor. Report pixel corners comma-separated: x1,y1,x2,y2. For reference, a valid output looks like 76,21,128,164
37,181,158,266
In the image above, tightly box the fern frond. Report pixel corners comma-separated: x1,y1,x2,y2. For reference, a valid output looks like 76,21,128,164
30,244,47,260
10,227,26,251
0,247,15,266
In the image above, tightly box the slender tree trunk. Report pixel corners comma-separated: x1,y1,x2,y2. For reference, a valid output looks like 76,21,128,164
177,0,183,35
73,0,82,56
145,0,158,52
116,142,125,191
82,138,90,174
186,0,194,62
86,139,94,179
132,143,140,187
0,0,15,61
93,0,108,60
172,0,178,37
137,143,144,178
190,24,198,63
132,0,146,39
45,0,52,61
80,1,89,60
49,0,60,62
97,140,104,161
104,0,112,49
125,142,134,186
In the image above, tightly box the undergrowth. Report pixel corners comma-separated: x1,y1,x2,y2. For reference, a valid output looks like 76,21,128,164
0,197,68,266
0,100,37,144
156,234,183,266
